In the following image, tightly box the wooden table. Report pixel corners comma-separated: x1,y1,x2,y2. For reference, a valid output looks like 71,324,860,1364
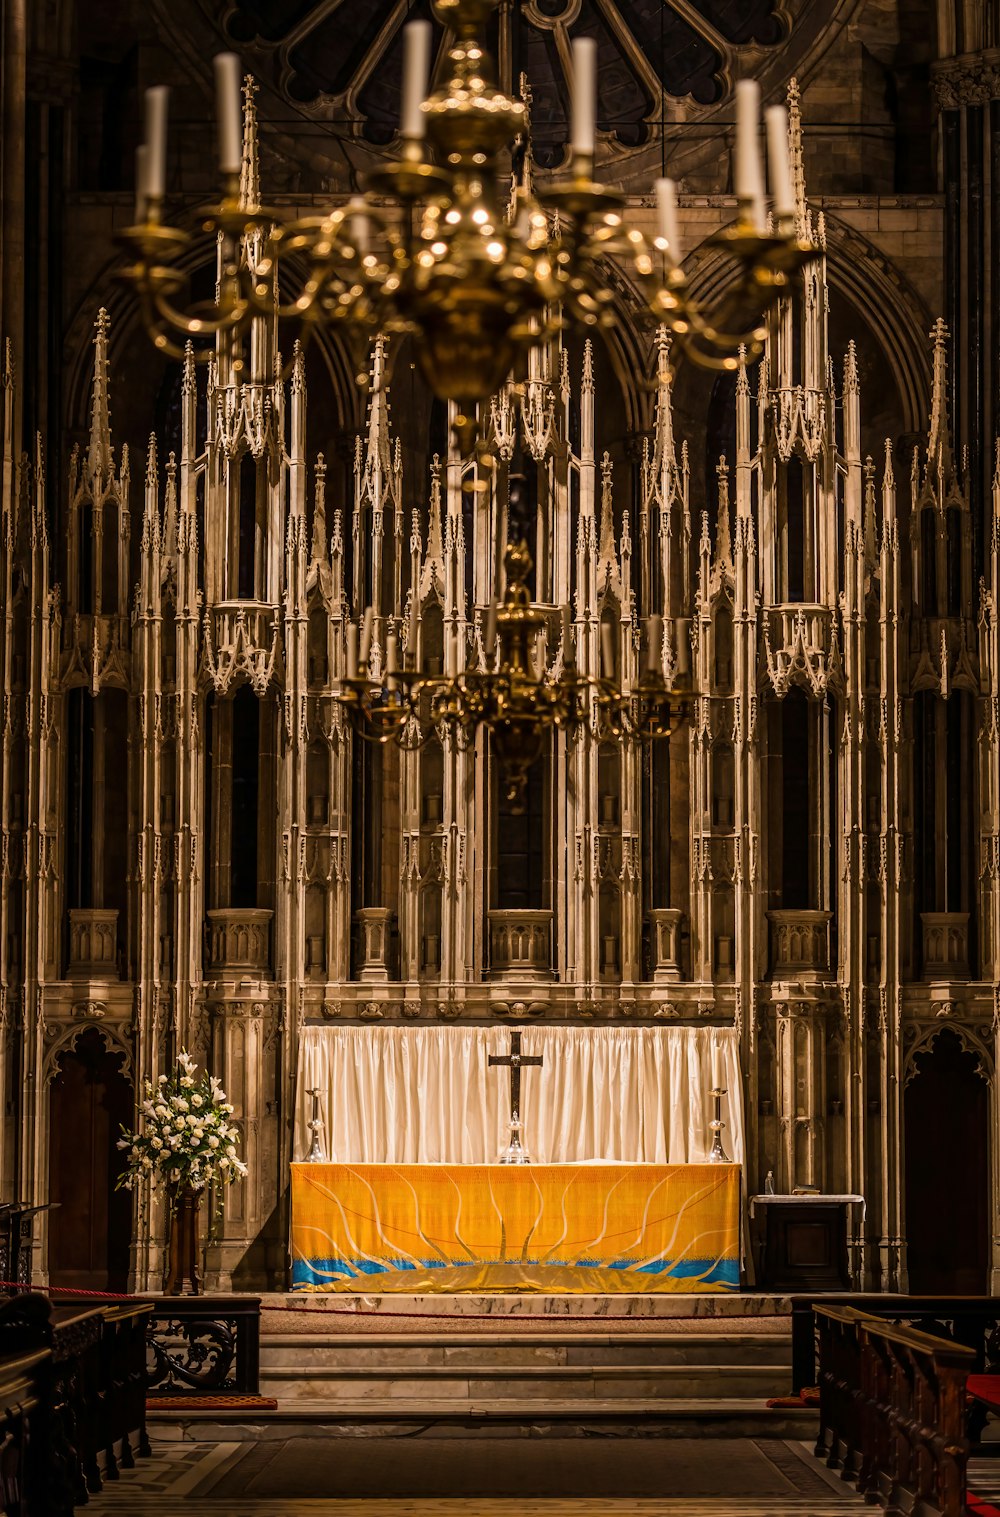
291,1161,741,1293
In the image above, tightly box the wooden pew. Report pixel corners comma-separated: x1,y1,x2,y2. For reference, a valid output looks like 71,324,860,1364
814,1304,974,1517
813,1303,867,1477
792,1293,1000,1396
0,1347,47,1517
70,1298,153,1486
0,1293,104,1517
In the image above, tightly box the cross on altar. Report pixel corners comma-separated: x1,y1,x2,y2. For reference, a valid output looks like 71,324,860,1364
489,1030,543,1160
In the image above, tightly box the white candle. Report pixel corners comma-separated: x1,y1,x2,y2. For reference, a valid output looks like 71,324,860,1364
401,20,432,141
345,622,358,680
359,606,374,667
764,104,794,220
654,177,681,264
484,602,497,655
712,1045,723,1089
134,144,149,224
646,614,663,674
561,604,574,665
144,86,169,200
214,54,243,176
600,621,615,679
386,632,399,675
675,617,690,676
445,627,460,678
734,79,765,231
349,200,370,256
571,36,597,159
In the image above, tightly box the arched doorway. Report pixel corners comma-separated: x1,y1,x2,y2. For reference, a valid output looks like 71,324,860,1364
904,1029,990,1293
48,1028,133,1291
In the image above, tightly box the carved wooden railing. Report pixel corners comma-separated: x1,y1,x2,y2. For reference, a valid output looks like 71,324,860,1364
813,1303,974,1517
144,1294,261,1398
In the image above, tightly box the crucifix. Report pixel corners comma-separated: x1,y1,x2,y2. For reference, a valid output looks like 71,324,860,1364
489,1029,543,1164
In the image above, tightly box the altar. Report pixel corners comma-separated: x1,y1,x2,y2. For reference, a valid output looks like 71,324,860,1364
290,1161,741,1293
291,1024,745,1295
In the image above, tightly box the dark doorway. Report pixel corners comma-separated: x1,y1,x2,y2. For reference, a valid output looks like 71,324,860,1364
904,1029,989,1293
495,757,547,909
48,1029,133,1291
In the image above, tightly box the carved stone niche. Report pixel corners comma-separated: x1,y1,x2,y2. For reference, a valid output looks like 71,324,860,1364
204,908,273,978
767,909,832,979
68,908,119,975
355,906,392,982
488,910,554,980
648,908,684,982
920,911,970,980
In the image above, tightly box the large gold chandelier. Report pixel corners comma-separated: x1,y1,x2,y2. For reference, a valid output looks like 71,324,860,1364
119,0,810,803
120,0,809,446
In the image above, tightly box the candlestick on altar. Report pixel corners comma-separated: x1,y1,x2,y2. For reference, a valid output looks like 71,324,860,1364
708,1087,732,1164
305,1087,325,1163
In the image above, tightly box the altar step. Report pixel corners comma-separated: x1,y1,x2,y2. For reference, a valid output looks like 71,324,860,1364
257,1328,792,1408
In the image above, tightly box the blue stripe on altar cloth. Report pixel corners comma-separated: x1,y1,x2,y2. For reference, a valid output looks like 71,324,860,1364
291,1255,740,1291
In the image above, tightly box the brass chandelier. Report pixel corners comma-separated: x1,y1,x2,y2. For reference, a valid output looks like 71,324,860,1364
120,0,810,447
338,534,691,806
119,0,811,802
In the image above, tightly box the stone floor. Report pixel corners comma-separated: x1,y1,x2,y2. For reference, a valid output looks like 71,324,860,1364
86,1436,872,1515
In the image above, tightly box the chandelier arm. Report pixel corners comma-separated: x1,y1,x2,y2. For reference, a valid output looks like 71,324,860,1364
147,285,254,344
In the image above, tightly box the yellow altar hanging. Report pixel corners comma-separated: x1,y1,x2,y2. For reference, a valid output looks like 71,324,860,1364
290,1162,741,1293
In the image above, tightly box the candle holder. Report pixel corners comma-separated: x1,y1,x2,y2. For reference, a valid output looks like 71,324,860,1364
497,1109,531,1165
708,1087,732,1164
305,1087,326,1163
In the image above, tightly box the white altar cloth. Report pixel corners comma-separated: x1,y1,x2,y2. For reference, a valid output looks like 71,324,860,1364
294,1023,744,1167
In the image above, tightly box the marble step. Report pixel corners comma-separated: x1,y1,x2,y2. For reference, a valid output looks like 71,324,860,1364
261,1330,791,1369
260,1367,788,1402
150,1398,815,1441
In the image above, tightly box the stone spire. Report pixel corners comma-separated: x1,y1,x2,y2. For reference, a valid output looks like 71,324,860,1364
163,450,178,565
142,433,159,555
311,453,328,562
917,318,965,512
358,336,401,514
786,77,809,243
86,308,114,488
240,74,260,214
715,456,732,568
641,328,682,515
507,72,536,218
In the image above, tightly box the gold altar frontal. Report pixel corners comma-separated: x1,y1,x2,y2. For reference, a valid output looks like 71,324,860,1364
290,1162,741,1293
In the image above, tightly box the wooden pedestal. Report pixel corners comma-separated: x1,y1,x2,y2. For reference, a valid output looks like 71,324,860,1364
752,1196,858,1291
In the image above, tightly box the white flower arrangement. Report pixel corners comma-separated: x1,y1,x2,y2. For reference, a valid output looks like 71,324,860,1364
117,1050,248,1198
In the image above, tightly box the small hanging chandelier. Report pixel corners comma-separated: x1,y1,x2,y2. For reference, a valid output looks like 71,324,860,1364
337,533,691,810
119,0,811,451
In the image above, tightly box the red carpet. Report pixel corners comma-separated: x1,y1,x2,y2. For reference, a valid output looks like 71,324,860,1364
966,1497,1000,1516
764,1386,819,1409
147,1394,278,1410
